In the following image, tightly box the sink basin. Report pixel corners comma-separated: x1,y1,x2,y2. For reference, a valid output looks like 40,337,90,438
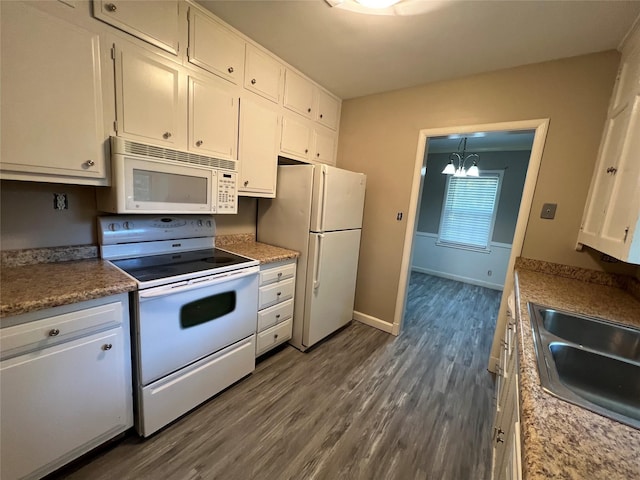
529,303,640,429
539,308,640,362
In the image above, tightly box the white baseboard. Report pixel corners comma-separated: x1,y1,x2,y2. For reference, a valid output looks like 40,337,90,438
411,266,504,291
353,311,395,334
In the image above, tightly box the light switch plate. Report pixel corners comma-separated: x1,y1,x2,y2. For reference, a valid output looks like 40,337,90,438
541,203,557,219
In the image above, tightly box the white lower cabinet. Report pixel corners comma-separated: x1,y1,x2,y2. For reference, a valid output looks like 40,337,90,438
0,294,133,480
256,260,296,356
491,298,522,480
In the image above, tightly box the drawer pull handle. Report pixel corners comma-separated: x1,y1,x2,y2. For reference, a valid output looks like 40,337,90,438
163,132,172,139
102,344,113,351
228,66,234,73
277,272,282,277
251,78,257,85
49,328,60,337
105,3,117,12
196,140,203,147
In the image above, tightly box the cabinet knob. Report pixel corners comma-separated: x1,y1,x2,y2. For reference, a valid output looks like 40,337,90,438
274,333,279,340
496,435,504,444
277,291,282,296
105,3,117,12
102,343,113,351
48,328,60,337
304,149,308,154
307,107,312,113
277,272,282,277
606,166,618,174
319,113,324,119
228,66,234,73
276,314,281,319
244,180,249,187
251,78,257,85
196,140,203,147
316,153,320,158
163,132,172,139
84,159,95,168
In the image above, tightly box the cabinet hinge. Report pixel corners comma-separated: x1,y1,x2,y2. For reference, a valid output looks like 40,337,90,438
177,42,180,53
111,45,116,60
113,120,118,132
624,227,629,243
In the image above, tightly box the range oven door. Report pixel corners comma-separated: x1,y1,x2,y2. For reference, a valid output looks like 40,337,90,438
135,266,259,386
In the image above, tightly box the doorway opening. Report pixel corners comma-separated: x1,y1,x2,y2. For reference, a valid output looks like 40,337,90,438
393,119,549,371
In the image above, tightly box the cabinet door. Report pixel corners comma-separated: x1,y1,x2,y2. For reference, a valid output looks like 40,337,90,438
188,8,244,84
316,89,341,130
0,328,128,480
238,97,279,196
284,69,314,118
244,44,283,104
93,0,180,55
313,130,337,165
281,117,311,160
114,45,186,148
0,2,106,182
189,76,239,160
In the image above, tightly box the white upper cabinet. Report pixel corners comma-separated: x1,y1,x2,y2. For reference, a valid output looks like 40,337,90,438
312,129,337,166
315,89,341,131
284,69,314,119
187,7,244,84
93,0,180,55
238,97,279,197
578,26,640,264
114,44,187,149
281,117,311,161
188,75,239,160
244,44,284,104
0,2,107,184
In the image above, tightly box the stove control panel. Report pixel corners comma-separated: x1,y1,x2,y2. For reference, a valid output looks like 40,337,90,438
97,215,216,246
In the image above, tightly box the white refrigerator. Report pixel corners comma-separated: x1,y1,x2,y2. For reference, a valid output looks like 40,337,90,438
257,164,366,351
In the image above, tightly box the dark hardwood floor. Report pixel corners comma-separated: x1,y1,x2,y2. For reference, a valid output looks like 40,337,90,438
56,273,501,480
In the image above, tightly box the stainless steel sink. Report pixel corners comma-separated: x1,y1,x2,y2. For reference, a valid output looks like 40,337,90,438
529,303,640,429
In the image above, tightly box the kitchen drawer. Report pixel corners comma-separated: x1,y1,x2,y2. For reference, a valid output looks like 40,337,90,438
256,318,292,356
258,278,294,310
259,262,296,286
257,299,293,332
0,301,123,360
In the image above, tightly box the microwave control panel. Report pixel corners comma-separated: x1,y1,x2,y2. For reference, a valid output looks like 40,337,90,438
216,171,237,214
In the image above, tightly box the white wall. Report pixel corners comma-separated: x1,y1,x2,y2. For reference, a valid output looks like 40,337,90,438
412,232,511,290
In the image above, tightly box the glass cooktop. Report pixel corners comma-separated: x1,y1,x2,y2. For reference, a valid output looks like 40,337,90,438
111,248,256,283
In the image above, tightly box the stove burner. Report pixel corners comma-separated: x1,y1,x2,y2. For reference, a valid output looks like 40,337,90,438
204,256,236,265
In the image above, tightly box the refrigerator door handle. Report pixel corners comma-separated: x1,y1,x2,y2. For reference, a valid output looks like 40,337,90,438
313,234,324,290
320,167,328,231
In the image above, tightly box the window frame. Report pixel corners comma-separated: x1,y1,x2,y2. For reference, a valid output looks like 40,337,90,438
436,170,504,253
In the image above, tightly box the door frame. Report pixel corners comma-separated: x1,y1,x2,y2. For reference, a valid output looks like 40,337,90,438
392,119,549,371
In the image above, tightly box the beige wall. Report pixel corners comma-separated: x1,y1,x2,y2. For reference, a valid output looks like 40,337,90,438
0,180,257,250
337,51,638,325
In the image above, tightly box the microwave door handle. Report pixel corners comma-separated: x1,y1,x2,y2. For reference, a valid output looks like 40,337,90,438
139,267,258,299
312,234,324,290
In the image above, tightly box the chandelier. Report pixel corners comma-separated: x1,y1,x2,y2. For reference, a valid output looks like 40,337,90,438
441,137,480,177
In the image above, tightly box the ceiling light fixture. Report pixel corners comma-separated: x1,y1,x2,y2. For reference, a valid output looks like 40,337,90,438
442,137,480,177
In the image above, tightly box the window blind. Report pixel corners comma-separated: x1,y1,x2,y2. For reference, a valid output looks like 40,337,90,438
438,174,501,250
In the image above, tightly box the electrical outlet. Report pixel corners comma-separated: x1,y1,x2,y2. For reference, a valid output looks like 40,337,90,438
53,193,68,210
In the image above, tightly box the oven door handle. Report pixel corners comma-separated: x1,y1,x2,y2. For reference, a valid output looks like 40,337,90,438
138,267,258,299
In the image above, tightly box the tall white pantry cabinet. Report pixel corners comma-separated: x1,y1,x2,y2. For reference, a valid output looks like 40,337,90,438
0,0,342,197
578,24,640,264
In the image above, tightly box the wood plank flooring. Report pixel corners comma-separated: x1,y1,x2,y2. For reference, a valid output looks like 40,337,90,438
54,273,501,480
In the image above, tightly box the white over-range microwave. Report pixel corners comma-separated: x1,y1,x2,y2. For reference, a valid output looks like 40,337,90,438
97,137,238,214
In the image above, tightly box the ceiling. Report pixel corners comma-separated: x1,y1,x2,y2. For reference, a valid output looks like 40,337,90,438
427,130,536,154
197,0,640,99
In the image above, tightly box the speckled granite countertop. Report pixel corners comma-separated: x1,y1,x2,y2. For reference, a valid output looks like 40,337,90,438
219,241,299,265
1,259,137,320
514,268,640,479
